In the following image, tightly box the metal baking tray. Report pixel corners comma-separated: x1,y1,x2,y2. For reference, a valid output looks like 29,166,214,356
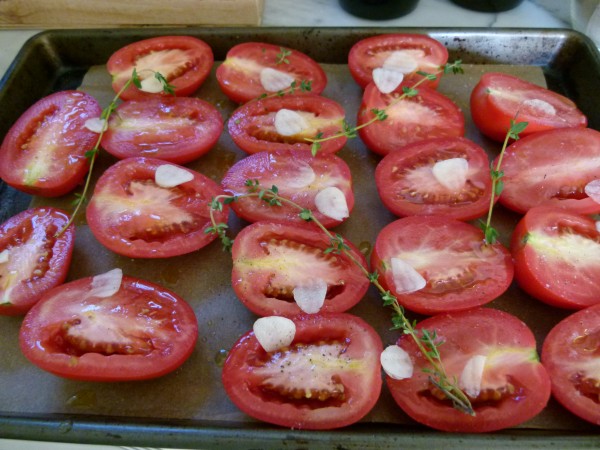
1,28,599,449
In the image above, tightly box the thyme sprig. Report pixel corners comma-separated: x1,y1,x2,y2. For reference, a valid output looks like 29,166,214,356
257,79,313,101
275,47,292,65
306,60,464,156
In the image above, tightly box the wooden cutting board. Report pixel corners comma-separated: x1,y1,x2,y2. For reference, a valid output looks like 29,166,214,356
0,0,265,27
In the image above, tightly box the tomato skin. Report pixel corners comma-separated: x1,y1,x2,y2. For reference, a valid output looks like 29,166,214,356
388,308,551,432
358,84,464,156
0,207,75,316
86,157,228,259
101,96,223,164
511,206,600,310
375,137,493,221
470,72,587,142
222,313,383,430
371,216,513,315
348,33,449,90
0,90,101,197
216,42,327,104
19,274,198,381
542,303,600,425
222,149,354,228
496,127,600,215
228,94,346,154
107,36,213,101
231,221,369,317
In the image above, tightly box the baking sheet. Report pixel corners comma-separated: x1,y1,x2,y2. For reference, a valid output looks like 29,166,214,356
0,28,599,448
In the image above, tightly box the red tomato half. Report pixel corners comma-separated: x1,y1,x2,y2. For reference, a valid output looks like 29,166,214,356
358,84,464,156
222,313,382,429
496,127,600,215
371,216,513,315
19,273,198,381
470,72,587,142
0,90,101,197
101,96,223,164
86,157,228,258
222,149,354,228
542,303,600,425
388,308,551,432
348,33,449,90
511,206,600,309
375,137,493,221
107,35,213,101
228,94,346,154
216,42,327,104
0,208,74,316
231,221,369,317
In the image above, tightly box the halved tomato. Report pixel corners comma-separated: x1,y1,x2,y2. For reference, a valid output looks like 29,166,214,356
387,308,551,432
0,90,101,197
228,94,346,154
231,221,369,317
371,215,513,315
19,272,198,381
542,303,600,425
222,149,354,228
348,33,449,90
511,206,600,310
107,35,213,101
0,207,75,316
375,137,493,221
496,127,600,215
470,72,587,142
101,96,223,164
222,312,382,430
216,42,327,104
358,84,464,156
86,157,228,258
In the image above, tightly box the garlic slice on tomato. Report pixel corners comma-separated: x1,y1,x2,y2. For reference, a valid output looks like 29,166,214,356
459,354,487,398
372,67,404,94
260,67,294,92
84,117,107,134
381,344,413,380
293,278,327,314
274,109,309,136
315,187,349,221
383,50,420,74
140,75,165,93
584,179,600,204
88,268,123,299
390,257,426,293
432,157,469,191
155,164,194,188
253,316,296,353
0,249,9,264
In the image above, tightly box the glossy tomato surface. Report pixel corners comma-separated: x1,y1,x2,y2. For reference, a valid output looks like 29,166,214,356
470,72,587,142
101,96,223,164
358,84,464,156
348,33,449,90
371,216,513,315
388,308,551,432
107,35,213,101
228,94,346,154
216,42,327,104
19,274,198,381
231,221,369,317
86,157,228,258
511,206,600,309
0,90,101,197
375,137,493,221
222,313,382,429
496,127,600,215
542,303,600,425
0,208,74,316
222,149,354,228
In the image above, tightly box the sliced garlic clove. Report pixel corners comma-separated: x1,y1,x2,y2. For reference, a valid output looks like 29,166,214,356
0,249,9,264
260,67,295,92
286,162,316,189
522,98,556,116
383,50,419,74
253,316,296,353
88,268,123,298
274,109,309,136
459,354,487,398
584,179,600,204
381,345,414,380
293,278,327,314
84,117,107,134
140,75,165,93
372,67,404,94
155,164,194,188
314,187,349,221
432,157,469,192
390,257,426,293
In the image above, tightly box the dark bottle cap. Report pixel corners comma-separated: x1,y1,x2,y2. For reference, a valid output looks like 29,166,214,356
338,0,420,20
